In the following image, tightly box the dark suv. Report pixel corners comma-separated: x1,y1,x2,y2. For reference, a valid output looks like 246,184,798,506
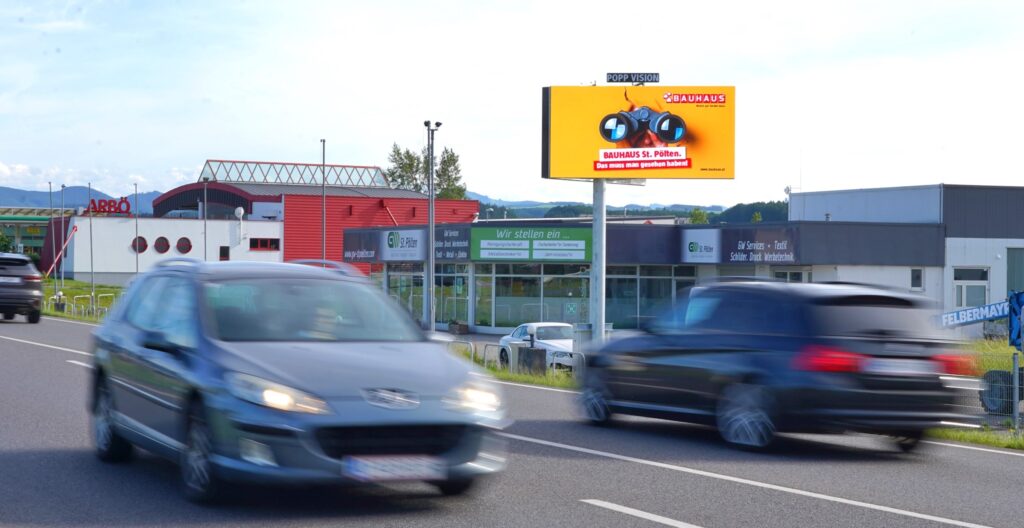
0,253,43,323
581,280,977,451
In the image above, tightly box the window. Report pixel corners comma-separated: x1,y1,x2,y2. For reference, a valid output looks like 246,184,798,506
954,268,988,281
219,246,230,261
131,236,147,253
674,266,696,277
910,268,923,290
153,278,198,349
176,237,192,254
249,238,280,251
154,236,170,254
126,277,169,330
639,266,671,277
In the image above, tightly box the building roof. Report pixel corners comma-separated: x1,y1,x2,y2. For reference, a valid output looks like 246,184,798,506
199,159,389,188
226,182,426,199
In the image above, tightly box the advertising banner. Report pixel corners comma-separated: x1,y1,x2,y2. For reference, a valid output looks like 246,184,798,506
721,228,797,264
435,226,470,261
342,230,380,262
681,229,721,263
542,85,735,179
471,227,591,262
379,229,426,261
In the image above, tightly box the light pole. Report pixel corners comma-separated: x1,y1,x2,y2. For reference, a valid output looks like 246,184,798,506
424,120,441,332
202,176,209,261
48,182,55,300
88,183,95,301
60,184,65,288
486,207,494,220
134,183,139,275
321,139,326,266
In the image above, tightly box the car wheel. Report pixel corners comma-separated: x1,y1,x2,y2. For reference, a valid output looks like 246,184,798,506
2,312,14,321
893,431,924,453
499,349,509,370
580,370,613,426
433,477,475,496
182,404,221,503
93,379,133,463
717,383,776,450
27,310,41,324
980,370,1013,415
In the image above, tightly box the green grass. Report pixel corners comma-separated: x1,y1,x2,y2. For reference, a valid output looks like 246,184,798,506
41,278,123,322
966,339,1020,374
449,342,580,390
928,427,1024,450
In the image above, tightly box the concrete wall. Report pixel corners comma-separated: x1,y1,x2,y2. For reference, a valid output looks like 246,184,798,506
945,238,1024,310
63,216,283,283
789,186,942,223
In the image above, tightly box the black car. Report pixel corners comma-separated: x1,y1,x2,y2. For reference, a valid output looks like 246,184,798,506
90,259,508,502
0,253,43,323
580,280,977,451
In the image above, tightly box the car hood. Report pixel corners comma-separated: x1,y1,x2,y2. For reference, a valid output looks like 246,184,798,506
214,340,472,399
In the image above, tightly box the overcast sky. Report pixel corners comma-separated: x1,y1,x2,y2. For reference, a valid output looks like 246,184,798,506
1,0,1022,208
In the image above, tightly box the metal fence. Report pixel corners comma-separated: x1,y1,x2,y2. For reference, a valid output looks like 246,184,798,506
467,342,586,380
974,349,1023,428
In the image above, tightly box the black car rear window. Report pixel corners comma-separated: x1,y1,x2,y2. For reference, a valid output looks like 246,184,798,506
0,258,30,268
811,295,942,339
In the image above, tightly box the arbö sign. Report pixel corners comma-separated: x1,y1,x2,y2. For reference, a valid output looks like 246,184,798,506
87,197,132,215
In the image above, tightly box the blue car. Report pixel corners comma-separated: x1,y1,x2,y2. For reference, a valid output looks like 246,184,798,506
89,259,508,502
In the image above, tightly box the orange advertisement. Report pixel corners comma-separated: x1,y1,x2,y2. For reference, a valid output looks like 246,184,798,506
542,86,735,179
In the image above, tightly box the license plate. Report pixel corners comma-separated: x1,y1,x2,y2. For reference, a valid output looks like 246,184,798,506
865,358,937,376
342,455,445,482
0,277,21,284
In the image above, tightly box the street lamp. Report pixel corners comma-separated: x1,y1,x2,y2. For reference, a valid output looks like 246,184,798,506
321,139,326,266
202,176,210,261
48,182,55,301
486,207,494,220
424,120,441,332
60,184,65,288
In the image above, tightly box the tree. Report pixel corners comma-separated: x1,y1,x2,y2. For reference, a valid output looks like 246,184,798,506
435,147,467,200
689,208,709,225
545,204,592,218
384,143,424,192
751,211,763,223
0,232,11,253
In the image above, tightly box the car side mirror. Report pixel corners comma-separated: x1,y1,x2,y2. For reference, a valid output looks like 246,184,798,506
142,331,181,355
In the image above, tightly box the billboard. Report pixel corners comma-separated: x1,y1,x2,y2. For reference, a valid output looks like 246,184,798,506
542,85,735,180
471,227,591,262
721,227,797,264
342,230,379,262
379,229,426,261
681,229,721,263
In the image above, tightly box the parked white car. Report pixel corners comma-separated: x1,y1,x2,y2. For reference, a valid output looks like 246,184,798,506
498,322,576,370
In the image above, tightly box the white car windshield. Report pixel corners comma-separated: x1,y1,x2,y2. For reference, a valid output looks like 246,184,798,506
536,326,573,340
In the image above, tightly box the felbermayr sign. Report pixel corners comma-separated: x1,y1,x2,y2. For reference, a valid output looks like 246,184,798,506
940,300,1010,327
380,229,426,261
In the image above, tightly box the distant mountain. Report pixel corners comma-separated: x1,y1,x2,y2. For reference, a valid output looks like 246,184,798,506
0,186,160,214
466,190,724,215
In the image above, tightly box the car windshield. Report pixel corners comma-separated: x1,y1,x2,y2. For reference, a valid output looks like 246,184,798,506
812,295,946,340
536,326,572,340
204,278,423,342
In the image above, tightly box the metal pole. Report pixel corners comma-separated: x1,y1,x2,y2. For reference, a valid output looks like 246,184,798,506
321,139,326,266
134,183,139,275
1014,352,1020,432
424,121,440,332
203,178,208,261
88,183,94,305
49,182,55,302
590,179,607,344
60,184,65,289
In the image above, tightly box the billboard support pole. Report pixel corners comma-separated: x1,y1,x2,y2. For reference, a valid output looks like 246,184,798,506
590,179,606,344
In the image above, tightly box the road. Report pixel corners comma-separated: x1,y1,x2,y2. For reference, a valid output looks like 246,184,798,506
0,317,1020,528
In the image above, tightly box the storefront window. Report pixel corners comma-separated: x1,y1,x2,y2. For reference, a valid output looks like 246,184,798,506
475,275,493,326
608,266,637,276
387,274,423,324
640,266,672,277
543,264,589,276
640,278,674,322
674,266,696,277
607,277,639,329
434,275,469,324
511,263,541,275
543,276,589,323
474,263,493,275
495,276,542,326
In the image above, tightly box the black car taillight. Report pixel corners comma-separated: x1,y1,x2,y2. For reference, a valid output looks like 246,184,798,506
934,353,978,377
793,345,866,373
24,274,42,282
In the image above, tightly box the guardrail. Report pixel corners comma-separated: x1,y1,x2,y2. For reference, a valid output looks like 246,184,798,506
476,342,586,379
71,295,93,317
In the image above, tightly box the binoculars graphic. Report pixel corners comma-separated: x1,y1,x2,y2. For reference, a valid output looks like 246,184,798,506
599,106,686,144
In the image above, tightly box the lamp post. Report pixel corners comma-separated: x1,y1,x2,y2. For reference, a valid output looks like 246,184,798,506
48,182,55,301
424,120,441,332
87,183,95,301
202,176,209,261
321,139,326,266
134,183,139,275
486,207,494,220
60,184,65,288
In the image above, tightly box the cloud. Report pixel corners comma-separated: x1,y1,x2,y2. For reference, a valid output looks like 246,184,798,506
0,161,198,195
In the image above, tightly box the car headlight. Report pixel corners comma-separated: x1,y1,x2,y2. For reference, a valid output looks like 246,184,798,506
225,373,331,414
444,382,503,413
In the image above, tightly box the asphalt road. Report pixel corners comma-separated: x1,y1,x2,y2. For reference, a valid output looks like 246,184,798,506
1,317,1020,528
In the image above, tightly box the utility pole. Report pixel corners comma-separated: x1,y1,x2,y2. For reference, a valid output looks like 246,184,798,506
88,183,95,302
134,183,139,275
321,139,326,266
60,184,65,289
48,182,55,301
424,120,442,331
202,176,209,261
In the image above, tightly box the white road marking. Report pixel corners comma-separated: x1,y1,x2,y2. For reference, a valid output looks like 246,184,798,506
582,500,704,528
66,360,94,369
43,316,99,327
924,440,1024,458
0,335,92,357
502,432,993,528
493,380,579,394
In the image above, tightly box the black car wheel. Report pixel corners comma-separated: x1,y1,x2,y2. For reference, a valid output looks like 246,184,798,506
893,431,924,453
433,477,475,496
182,405,221,503
717,384,776,450
27,310,41,324
2,312,14,321
93,379,133,462
580,371,613,426
980,370,1013,415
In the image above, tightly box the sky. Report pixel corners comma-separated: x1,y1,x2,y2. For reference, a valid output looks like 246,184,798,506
1,0,1022,208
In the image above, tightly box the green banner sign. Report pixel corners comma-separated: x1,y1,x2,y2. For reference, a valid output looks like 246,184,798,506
471,227,591,262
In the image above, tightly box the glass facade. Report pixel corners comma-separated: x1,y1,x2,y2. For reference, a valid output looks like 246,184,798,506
434,264,469,324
